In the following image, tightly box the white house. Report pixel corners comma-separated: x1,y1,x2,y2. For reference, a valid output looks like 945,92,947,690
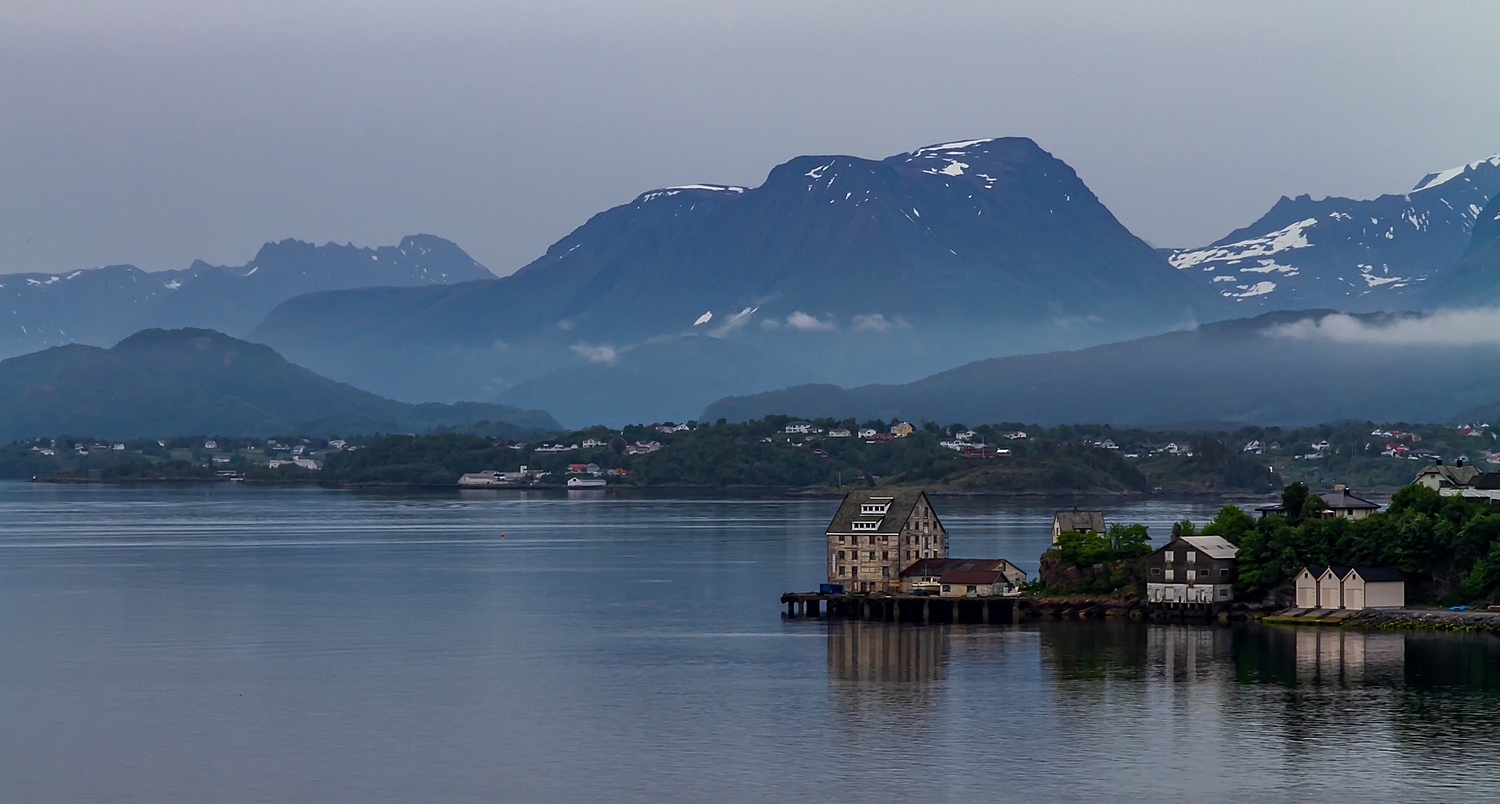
582,437,607,448
857,428,878,439
204,440,218,449
1297,565,1404,610
828,428,852,438
567,476,607,488
1341,567,1405,609
784,421,814,434
1294,566,1321,609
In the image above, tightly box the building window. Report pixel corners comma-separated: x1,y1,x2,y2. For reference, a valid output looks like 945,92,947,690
839,567,847,576
869,535,876,545
882,567,890,577
837,551,845,560
1165,569,1175,581
868,552,876,561
1219,588,1229,597
1220,568,1229,578
851,567,859,577
1163,551,1174,563
1186,551,1197,564
1151,567,1161,576
967,585,977,593
882,551,889,560
942,585,951,593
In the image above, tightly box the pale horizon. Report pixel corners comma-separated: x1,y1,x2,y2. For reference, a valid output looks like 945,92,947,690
3,0,1497,275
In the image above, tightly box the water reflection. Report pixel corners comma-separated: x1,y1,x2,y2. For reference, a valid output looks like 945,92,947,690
826,620,947,731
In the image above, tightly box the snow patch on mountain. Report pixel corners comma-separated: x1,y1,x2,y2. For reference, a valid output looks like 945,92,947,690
638,184,747,203
1169,218,1317,272
1412,155,1500,192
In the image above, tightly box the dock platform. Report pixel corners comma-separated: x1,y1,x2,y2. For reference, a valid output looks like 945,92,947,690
780,592,1019,624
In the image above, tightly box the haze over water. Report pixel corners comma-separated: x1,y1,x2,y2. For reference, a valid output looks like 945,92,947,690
1,483,1497,802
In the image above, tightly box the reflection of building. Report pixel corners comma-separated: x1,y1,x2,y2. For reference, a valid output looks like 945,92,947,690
1145,624,1236,683
1294,628,1404,685
827,620,948,684
826,621,949,731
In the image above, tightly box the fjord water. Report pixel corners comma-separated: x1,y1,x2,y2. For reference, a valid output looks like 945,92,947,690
2,484,1498,802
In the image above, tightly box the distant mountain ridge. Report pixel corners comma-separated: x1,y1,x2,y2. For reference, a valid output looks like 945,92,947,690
1168,155,1500,310
702,310,1500,427
0,328,558,441
252,137,1219,410
0,235,493,359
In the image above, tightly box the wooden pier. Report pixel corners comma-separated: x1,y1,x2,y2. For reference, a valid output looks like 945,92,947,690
780,592,1019,625
781,592,1241,624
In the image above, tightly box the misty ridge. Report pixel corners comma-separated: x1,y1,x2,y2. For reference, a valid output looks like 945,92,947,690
2,136,1499,434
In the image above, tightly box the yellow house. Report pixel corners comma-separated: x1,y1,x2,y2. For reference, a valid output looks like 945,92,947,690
890,421,914,437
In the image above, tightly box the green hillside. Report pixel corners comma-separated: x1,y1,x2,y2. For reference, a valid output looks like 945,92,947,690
0,328,560,441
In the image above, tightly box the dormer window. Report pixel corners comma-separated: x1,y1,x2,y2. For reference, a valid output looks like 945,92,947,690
860,499,892,515
852,520,882,531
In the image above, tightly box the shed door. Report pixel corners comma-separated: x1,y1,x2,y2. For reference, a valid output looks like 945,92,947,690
1296,584,1314,609
1345,586,1364,610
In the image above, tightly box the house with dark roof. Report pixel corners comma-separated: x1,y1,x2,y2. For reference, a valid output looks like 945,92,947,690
825,490,948,594
1296,565,1403,610
1414,460,1482,490
1340,567,1404,609
899,558,1026,597
1320,485,1379,520
1051,508,1105,544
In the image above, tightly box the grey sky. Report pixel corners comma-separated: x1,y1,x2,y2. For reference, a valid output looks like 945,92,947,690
2,0,1497,276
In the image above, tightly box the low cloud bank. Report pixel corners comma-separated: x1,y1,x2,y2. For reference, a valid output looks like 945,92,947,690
1269,308,1500,346
570,342,618,363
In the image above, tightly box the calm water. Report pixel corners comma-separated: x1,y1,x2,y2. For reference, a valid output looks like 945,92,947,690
1,483,1497,802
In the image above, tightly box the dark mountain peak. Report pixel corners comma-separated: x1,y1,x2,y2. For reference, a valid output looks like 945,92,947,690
1173,152,1500,311
395,234,487,270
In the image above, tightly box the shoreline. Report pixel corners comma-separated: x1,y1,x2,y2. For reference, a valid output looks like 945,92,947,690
1264,607,1500,634
23,475,1300,500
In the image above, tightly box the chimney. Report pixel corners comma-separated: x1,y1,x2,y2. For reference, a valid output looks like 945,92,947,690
1457,457,1466,467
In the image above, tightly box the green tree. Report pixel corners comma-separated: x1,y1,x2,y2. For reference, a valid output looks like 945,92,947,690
1281,481,1310,518
1107,523,1151,557
1200,505,1255,545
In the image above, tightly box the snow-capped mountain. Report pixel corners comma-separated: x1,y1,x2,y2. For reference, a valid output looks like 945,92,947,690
252,137,1219,413
0,235,493,358
1168,155,1500,310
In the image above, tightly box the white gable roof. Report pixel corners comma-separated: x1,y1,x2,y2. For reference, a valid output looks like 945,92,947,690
1181,535,1237,560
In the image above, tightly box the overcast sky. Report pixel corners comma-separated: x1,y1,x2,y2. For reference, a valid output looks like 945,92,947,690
2,0,1497,276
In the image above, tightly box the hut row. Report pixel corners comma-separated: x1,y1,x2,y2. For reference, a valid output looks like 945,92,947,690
1294,566,1405,610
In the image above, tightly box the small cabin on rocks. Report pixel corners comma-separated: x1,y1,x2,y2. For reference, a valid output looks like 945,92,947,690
1144,535,1237,604
1051,508,1105,544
